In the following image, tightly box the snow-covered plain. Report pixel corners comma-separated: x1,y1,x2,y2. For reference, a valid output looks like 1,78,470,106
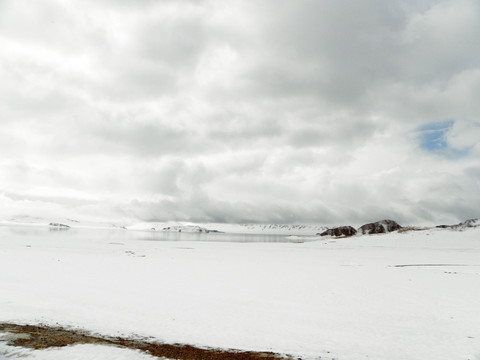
0,225,479,360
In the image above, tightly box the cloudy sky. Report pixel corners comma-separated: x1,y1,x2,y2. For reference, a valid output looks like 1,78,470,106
1,0,479,226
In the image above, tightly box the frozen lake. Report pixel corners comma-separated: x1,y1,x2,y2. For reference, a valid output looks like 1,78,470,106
0,224,307,243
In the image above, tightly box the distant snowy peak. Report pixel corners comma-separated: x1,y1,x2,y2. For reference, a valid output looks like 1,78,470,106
127,222,327,235
127,222,219,233
4,215,47,225
457,218,480,228
223,224,329,235
4,217,127,230
437,218,480,231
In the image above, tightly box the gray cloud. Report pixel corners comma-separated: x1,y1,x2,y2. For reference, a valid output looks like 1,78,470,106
1,0,479,226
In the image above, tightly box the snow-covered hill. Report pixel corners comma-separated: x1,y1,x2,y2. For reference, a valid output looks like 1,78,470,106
436,218,480,230
454,218,480,229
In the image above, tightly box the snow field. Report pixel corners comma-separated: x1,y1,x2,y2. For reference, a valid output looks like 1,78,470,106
0,227,479,360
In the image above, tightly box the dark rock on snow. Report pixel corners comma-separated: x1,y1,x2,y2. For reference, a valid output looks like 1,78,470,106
358,219,401,235
318,226,357,237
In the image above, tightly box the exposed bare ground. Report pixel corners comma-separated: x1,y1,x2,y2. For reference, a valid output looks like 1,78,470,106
0,323,297,360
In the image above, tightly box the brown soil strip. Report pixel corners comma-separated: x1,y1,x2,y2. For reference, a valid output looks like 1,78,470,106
0,323,295,360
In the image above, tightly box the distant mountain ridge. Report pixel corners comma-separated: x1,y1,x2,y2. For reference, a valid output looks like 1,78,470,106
128,222,328,235
319,218,480,238
1,216,479,236
436,218,480,230
229,223,329,235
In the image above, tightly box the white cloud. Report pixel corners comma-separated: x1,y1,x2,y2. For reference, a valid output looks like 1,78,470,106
0,0,479,226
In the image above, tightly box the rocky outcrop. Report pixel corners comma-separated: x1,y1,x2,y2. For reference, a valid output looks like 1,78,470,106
358,220,401,235
318,226,357,237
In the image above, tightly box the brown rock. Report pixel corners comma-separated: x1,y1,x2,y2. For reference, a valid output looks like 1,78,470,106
319,226,357,237
358,219,401,235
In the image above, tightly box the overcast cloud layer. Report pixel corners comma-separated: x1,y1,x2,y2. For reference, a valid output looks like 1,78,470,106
1,0,479,226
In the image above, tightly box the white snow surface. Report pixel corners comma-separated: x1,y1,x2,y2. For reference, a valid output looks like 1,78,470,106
1,225,480,360
0,342,158,360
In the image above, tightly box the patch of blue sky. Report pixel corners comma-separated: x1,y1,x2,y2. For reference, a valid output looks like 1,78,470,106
417,120,470,158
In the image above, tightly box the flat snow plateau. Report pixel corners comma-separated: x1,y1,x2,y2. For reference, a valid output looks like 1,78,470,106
0,226,479,360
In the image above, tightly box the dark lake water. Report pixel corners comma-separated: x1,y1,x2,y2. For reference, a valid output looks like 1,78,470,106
0,224,311,243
